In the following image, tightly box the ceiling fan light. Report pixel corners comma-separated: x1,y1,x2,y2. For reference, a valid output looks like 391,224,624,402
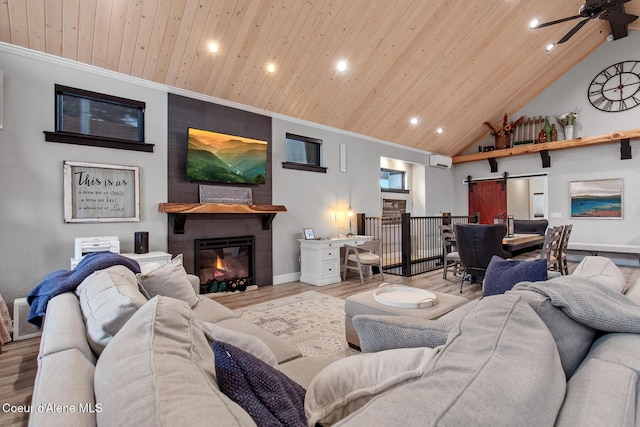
529,18,540,29
545,43,555,52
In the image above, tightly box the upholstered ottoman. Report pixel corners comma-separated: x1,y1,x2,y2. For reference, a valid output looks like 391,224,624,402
345,288,469,349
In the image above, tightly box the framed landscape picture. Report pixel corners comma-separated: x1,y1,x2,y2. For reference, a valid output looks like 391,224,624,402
570,178,622,219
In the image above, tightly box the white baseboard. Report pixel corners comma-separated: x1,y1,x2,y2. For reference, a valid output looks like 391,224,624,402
273,272,301,285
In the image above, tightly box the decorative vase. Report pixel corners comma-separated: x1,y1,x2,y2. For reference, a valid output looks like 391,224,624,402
565,125,574,140
494,134,509,149
543,116,552,141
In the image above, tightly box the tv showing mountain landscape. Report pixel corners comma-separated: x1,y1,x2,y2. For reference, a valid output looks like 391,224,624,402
186,128,267,185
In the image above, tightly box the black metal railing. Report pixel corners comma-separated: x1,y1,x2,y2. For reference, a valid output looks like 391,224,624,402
358,212,478,276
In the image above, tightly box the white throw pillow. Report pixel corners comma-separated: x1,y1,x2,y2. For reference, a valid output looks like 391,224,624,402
198,320,278,368
137,254,201,308
75,265,148,355
304,346,438,426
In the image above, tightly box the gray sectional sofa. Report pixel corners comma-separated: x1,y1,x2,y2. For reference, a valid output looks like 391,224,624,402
29,255,640,426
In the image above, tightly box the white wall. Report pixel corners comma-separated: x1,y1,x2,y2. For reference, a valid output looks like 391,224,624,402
0,44,169,311
271,118,455,283
0,43,456,305
454,30,640,247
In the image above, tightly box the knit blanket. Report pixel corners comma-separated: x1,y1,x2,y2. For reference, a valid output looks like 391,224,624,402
27,252,141,328
513,275,640,333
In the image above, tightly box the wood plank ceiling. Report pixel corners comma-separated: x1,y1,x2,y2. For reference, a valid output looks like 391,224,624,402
1,1,638,157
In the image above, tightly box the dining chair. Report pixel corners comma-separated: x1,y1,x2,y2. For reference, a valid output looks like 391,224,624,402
440,225,461,279
558,224,573,275
342,240,384,285
454,223,508,292
540,225,564,273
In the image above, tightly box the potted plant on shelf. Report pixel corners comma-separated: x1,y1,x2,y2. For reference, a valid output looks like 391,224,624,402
483,113,525,149
554,111,578,139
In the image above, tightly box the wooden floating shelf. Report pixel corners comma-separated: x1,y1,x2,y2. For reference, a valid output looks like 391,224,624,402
453,128,640,169
158,203,287,234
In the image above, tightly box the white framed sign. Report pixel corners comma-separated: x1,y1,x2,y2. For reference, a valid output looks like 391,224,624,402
63,161,140,223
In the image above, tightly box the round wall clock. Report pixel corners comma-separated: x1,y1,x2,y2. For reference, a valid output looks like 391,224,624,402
587,60,640,112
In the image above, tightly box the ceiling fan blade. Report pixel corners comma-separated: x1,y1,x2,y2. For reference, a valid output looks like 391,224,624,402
534,15,582,29
557,17,592,44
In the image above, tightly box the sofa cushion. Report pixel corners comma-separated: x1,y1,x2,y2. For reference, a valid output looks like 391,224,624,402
305,346,438,426
556,358,637,427
95,296,256,427
75,265,148,355
335,294,566,427
29,348,96,427
213,341,306,427
572,255,626,293
199,320,278,368
509,289,597,378
38,292,96,364
137,254,201,308
483,256,548,297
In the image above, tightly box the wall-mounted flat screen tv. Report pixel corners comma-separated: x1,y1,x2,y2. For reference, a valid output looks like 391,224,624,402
186,128,267,184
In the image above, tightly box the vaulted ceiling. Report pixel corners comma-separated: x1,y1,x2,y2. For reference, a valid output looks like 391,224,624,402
1,1,638,156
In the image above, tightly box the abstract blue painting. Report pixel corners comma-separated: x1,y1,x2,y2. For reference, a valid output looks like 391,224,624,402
570,178,622,219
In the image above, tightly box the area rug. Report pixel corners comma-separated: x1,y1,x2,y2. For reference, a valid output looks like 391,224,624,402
236,291,358,359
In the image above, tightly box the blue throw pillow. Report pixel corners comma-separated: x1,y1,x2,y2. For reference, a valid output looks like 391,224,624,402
213,341,306,427
483,256,548,297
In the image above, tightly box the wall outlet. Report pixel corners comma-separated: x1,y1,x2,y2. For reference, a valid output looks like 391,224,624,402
550,212,562,218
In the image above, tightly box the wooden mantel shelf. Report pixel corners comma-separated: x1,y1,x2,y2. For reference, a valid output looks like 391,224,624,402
158,203,287,234
452,128,640,169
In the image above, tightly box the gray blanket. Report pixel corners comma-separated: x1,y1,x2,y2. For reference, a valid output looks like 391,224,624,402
513,276,640,333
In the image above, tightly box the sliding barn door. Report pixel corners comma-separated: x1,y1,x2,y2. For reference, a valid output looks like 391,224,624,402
468,180,507,224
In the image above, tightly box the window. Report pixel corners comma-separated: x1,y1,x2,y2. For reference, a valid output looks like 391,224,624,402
380,168,409,193
44,85,153,152
282,133,326,173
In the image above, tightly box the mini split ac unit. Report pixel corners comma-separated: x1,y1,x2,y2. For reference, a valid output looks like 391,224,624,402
429,154,452,168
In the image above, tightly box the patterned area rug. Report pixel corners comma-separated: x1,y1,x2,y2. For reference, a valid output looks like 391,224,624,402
237,291,358,359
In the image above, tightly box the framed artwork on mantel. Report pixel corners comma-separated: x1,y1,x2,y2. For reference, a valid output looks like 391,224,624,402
63,161,140,223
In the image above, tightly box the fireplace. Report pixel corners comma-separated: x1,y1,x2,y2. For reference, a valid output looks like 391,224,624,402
194,236,255,293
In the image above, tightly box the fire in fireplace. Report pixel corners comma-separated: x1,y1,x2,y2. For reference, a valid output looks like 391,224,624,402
194,236,254,293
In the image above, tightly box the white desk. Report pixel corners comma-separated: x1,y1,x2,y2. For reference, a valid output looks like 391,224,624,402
70,251,173,269
298,236,372,286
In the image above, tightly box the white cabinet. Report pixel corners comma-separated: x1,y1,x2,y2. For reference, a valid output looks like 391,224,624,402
298,236,372,286
70,251,172,269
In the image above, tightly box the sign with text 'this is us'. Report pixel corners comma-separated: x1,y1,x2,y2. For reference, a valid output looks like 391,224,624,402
63,161,140,223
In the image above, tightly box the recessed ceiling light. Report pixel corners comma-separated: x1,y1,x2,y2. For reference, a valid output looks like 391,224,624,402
529,18,540,29
436,127,444,134
208,42,219,53
336,60,348,73
409,117,419,125
266,63,276,73
545,43,555,52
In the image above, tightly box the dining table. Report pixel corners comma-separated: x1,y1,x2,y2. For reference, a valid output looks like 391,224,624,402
502,234,545,255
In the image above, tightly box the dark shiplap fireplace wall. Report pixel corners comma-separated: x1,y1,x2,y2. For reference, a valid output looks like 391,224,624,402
167,93,275,286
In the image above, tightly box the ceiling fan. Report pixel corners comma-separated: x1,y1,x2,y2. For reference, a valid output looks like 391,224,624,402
532,0,638,44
